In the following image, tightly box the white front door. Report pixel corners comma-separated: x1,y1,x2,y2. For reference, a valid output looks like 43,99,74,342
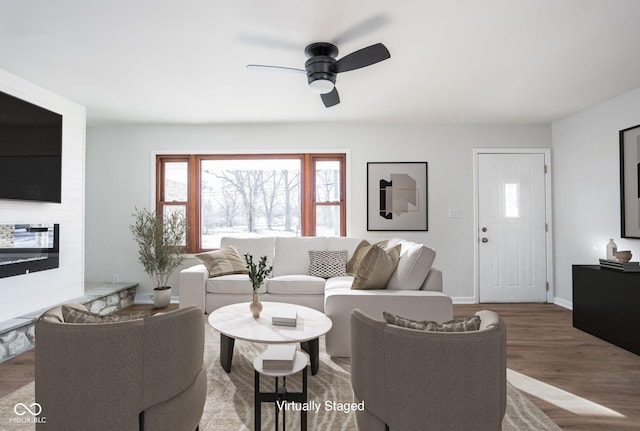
477,152,548,302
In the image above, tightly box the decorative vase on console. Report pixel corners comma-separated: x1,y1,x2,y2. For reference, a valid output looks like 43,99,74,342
245,254,272,318
606,239,618,260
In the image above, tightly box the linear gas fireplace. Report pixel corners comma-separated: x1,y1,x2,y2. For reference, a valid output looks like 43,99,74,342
0,224,59,279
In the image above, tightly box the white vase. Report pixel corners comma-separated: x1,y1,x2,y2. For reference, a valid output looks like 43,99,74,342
606,239,617,260
154,287,172,309
249,292,262,318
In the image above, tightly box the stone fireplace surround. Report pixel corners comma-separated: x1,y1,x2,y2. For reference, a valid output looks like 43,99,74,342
0,282,137,363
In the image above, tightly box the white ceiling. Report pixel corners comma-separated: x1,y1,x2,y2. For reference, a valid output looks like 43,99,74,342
2,0,640,125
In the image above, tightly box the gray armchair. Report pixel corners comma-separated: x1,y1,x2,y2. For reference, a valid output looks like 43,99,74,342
350,308,506,431
35,305,207,431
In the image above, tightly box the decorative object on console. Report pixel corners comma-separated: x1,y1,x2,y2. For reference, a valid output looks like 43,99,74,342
606,238,618,260
619,124,640,238
598,258,640,272
245,253,273,318
614,250,632,262
129,207,187,308
367,162,428,231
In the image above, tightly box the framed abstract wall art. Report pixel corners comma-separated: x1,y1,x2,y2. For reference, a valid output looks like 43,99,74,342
620,124,640,238
367,162,428,231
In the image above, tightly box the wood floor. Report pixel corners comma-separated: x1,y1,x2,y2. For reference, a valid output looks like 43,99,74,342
1,303,639,430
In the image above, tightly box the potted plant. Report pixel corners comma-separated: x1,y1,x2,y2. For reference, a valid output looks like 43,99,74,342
130,207,187,308
244,253,272,318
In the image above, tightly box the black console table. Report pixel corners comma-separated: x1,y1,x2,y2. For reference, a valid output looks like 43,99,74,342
572,265,640,355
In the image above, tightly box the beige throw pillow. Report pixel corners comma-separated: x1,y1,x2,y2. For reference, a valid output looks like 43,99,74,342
351,244,401,290
195,245,248,278
346,239,389,275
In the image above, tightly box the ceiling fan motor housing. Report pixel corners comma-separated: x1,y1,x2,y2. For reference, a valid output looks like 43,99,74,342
304,43,338,93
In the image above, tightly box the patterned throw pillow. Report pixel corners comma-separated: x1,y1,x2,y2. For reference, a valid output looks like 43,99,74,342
383,311,482,332
351,244,401,290
62,305,150,323
195,245,249,278
383,311,430,330
308,250,348,278
432,315,482,332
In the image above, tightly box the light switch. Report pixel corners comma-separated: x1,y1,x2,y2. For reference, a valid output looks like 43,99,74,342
448,209,463,218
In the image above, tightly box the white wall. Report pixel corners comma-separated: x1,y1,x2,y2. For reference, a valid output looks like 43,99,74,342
0,69,86,321
552,87,640,308
85,123,550,301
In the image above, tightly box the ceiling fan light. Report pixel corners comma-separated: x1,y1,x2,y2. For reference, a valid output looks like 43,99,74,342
309,79,335,94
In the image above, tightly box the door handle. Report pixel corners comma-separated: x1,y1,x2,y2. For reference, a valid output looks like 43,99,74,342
481,238,488,243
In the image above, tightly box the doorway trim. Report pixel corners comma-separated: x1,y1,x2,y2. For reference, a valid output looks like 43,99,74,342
472,148,554,303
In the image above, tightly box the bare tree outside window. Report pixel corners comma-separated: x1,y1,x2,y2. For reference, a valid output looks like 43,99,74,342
200,159,301,248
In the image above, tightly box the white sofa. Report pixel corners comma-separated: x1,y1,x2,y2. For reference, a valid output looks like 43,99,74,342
179,236,453,357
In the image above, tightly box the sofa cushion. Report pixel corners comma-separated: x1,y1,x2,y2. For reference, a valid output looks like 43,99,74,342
324,275,355,291
267,275,326,294
273,237,328,276
386,242,436,290
352,244,401,290
206,274,264,294
62,305,151,323
308,250,348,278
195,246,248,278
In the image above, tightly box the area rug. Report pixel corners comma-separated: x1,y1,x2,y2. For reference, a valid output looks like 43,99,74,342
0,323,561,431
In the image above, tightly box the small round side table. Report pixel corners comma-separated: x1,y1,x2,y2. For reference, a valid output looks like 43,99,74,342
253,349,309,431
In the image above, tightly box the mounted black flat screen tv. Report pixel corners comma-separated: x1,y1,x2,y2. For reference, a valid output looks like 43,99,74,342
0,90,63,203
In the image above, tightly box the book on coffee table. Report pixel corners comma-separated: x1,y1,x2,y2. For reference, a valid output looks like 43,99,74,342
272,309,298,327
262,344,297,370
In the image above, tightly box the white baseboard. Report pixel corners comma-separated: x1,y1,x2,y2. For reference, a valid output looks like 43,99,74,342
451,296,477,304
553,297,573,310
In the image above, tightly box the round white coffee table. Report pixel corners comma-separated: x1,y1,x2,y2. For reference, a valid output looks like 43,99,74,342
208,301,332,375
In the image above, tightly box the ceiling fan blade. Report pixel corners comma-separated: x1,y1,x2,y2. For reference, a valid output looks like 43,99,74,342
331,13,391,46
321,88,340,108
246,64,306,74
335,43,390,73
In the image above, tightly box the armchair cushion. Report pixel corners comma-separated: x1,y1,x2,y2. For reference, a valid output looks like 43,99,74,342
195,246,248,278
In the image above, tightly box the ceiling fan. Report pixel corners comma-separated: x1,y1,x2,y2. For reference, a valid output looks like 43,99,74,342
247,41,391,108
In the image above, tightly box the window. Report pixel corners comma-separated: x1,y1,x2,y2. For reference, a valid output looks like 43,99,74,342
156,153,346,252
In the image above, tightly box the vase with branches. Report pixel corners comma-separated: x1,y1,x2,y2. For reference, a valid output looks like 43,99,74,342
130,207,187,308
244,253,272,317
